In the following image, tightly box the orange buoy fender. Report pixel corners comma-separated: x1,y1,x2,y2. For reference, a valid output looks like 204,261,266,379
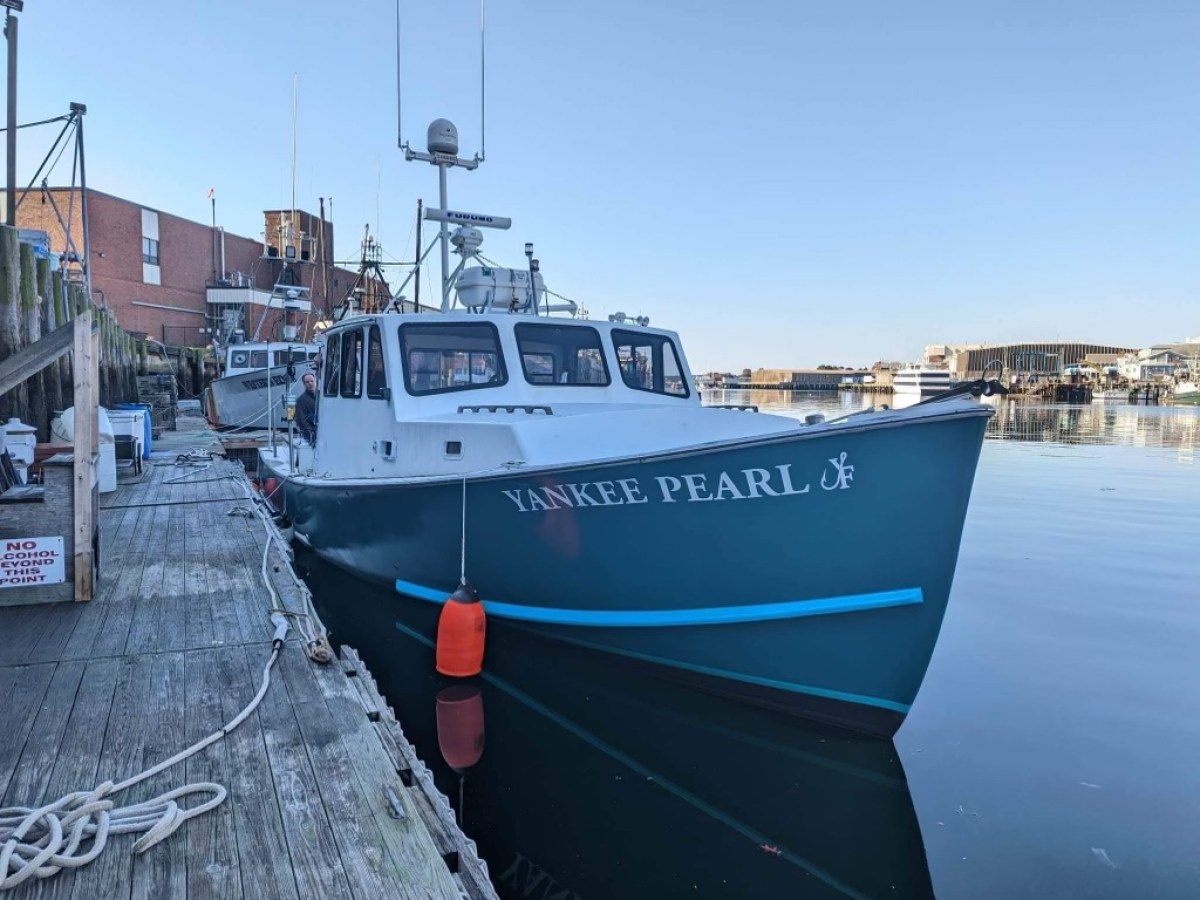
435,581,486,677
436,684,485,771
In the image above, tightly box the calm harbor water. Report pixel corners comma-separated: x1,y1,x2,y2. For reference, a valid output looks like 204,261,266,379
300,395,1200,899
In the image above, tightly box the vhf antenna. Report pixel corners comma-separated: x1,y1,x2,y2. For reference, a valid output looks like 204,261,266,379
396,0,495,311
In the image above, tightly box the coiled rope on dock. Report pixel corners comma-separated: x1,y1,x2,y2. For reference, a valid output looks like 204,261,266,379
0,460,322,891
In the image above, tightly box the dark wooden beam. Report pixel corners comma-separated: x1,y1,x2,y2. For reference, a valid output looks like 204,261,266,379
0,319,74,397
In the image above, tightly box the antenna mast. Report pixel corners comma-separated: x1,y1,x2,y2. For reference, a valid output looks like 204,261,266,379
290,74,298,254
396,0,489,311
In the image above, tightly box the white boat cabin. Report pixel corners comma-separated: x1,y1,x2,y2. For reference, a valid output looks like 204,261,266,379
285,312,803,479
224,341,320,377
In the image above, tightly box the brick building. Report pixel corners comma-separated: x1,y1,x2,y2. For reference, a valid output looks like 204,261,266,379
10,187,388,350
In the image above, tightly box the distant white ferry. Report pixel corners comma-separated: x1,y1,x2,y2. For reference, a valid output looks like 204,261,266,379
892,367,953,400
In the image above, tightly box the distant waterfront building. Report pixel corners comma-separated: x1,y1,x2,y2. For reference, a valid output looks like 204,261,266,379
1117,347,1187,381
747,368,865,390
7,187,387,348
935,342,1137,379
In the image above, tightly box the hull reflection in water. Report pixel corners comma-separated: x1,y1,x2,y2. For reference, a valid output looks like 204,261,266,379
299,549,934,900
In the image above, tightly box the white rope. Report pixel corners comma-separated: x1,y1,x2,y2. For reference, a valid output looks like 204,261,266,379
0,633,285,890
0,461,307,891
460,475,468,584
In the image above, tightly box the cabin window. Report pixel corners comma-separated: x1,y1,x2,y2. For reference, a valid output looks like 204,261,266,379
341,329,364,398
249,350,269,369
366,324,388,399
515,323,609,386
323,334,341,397
273,349,311,366
398,322,507,395
229,349,251,369
611,330,689,397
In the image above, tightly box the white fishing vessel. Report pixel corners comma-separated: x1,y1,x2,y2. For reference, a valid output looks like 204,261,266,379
1091,388,1128,403
203,335,318,431
892,366,953,399
1172,381,1200,405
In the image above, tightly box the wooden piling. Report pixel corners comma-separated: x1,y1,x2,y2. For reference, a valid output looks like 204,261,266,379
21,242,47,441
97,309,111,408
37,255,64,432
123,332,136,404
52,268,72,411
0,225,26,424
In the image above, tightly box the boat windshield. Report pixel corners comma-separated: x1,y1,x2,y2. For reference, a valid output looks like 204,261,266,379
226,346,315,371
227,348,265,369
273,349,315,366
398,322,508,395
515,323,609,386
611,329,689,397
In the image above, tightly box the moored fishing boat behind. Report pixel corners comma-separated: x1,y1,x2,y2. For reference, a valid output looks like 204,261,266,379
1092,388,1128,403
1171,381,1200,405
204,339,318,430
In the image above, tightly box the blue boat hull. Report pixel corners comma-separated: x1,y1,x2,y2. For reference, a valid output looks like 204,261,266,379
263,408,989,737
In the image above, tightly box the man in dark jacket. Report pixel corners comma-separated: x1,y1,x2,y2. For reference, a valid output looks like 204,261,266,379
295,372,318,445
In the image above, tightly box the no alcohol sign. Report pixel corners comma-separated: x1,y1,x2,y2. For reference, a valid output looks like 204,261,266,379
0,536,65,588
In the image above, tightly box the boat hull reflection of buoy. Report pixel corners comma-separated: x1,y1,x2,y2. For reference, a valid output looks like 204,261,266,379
436,581,486,677
436,684,485,771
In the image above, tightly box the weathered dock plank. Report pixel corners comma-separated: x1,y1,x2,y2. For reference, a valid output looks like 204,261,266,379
212,645,301,900
130,651,189,900
251,642,355,900
0,664,55,801
0,458,493,899
183,648,239,900
340,648,496,899
68,653,156,900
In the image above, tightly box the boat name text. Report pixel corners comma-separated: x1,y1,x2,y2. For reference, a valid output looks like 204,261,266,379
242,374,291,391
501,453,855,513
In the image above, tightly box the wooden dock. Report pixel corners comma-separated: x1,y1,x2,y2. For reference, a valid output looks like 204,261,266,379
0,454,496,898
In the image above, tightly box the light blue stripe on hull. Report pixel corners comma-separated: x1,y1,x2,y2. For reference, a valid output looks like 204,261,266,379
395,578,923,628
393,578,922,714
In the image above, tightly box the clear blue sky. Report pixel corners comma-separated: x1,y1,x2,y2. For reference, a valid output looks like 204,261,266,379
13,0,1200,371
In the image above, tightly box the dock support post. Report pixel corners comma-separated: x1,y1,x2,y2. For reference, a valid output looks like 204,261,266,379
72,309,96,601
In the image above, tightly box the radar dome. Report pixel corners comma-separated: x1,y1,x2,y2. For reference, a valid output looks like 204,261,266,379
427,119,459,155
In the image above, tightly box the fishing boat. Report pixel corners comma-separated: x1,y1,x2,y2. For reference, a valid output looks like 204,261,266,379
1172,381,1200,405
203,337,318,431
1091,388,1128,403
891,366,953,400
257,106,1001,737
